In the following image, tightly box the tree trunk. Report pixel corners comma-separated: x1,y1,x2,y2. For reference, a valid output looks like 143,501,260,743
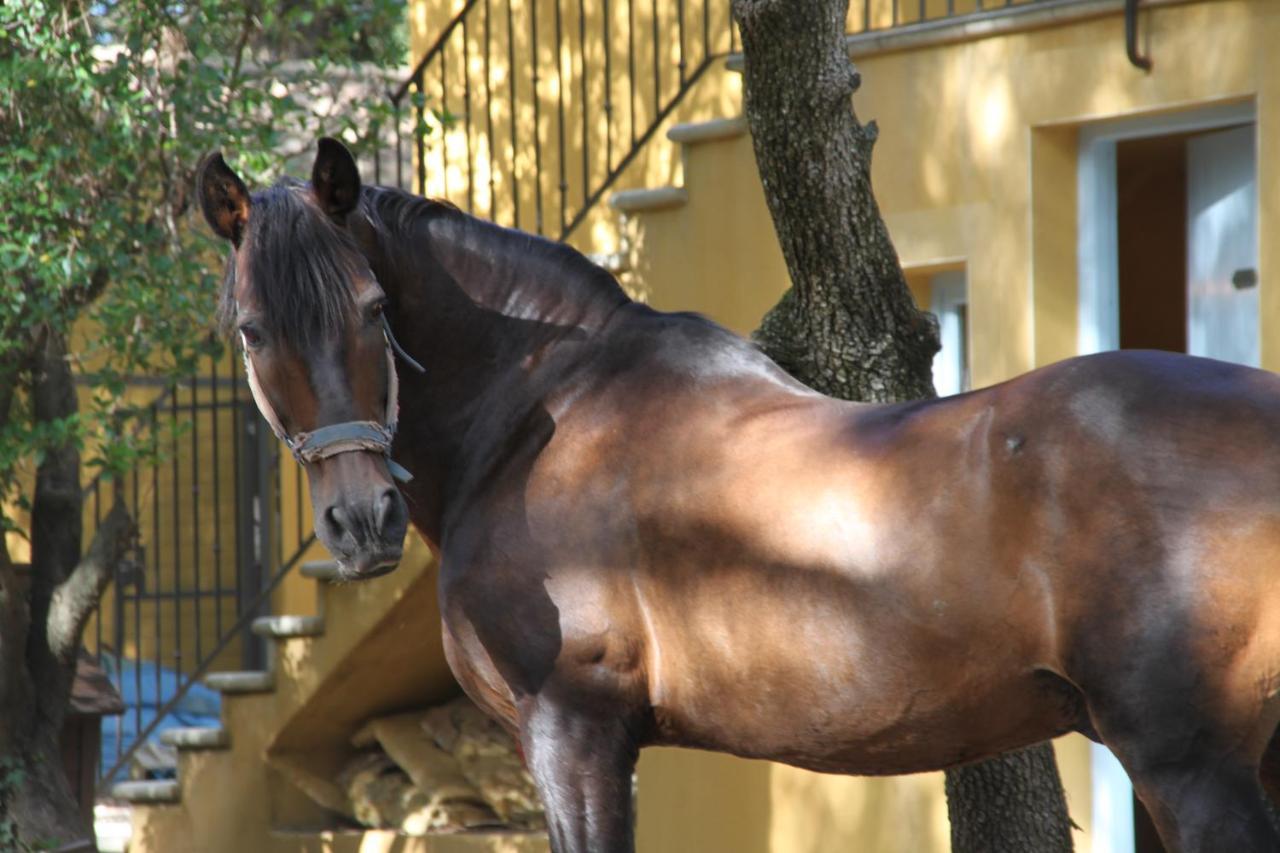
730,0,1075,849
0,330,135,850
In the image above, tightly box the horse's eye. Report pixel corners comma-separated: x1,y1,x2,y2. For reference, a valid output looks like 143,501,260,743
239,326,263,350
368,301,385,323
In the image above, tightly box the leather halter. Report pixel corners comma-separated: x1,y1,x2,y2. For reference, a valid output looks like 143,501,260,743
241,315,425,482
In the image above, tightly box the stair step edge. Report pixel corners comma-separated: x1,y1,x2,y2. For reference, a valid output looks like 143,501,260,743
204,670,275,694
300,560,343,581
609,187,688,214
586,251,631,275
251,614,325,638
111,780,180,804
667,115,747,145
159,726,229,750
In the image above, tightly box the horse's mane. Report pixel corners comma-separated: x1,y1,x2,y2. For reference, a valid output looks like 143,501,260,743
361,185,631,321
219,178,628,347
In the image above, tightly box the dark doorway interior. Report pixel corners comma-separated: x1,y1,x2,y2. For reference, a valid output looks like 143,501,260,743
1115,132,1188,354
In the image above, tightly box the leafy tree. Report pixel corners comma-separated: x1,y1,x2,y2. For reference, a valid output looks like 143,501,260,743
730,0,1075,850
0,0,404,845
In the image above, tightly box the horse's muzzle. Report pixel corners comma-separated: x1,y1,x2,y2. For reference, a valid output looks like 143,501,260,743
316,484,409,581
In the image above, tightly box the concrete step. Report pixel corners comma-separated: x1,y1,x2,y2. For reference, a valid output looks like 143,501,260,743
111,779,180,805
587,250,631,275
300,559,343,582
160,726,229,750
271,827,549,851
668,115,747,145
251,614,325,639
204,670,275,694
609,186,688,214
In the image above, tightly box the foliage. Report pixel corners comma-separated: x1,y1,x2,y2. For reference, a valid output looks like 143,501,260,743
0,0,407,533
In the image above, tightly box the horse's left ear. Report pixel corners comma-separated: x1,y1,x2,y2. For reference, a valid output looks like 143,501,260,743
311,137,362,220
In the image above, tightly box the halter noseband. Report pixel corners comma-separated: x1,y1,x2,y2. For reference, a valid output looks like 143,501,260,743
242,315,425,482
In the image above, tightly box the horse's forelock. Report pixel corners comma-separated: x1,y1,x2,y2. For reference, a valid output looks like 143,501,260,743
223,178,361,349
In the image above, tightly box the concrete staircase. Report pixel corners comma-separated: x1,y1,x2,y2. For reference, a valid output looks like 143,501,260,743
605,112,790,337
114,539,548,853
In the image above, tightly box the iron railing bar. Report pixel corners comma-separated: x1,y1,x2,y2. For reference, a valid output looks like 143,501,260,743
229,361,243,634
676,0,686,84
93,480,102,656
170,390,182,676
440,52,450,203
210,357,223,641
506,0,519,228
560,52,720,239
130,462,141,757
604,0,614,173
703,0,710,64
98,534,318,784
462,12,475,214
485,0,496,222
395,96,405,189
579,0,589,214
131,445,146,758
415,71,427,197
117,587,247,602
294,452,302,554
531,0,545,234
150,407,161,748
554,0,567,235
274,449,283,571
651,0,660,117
390,0,484,105
629,0,637,146
189,377,202,663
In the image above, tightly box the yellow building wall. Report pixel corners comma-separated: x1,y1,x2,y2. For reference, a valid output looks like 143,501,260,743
384,2,1280,851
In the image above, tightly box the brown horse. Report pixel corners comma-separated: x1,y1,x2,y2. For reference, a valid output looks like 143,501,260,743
198,139,1280,852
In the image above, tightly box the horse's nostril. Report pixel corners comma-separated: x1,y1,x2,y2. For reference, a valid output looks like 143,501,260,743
325,504,354,541
375,488,403,535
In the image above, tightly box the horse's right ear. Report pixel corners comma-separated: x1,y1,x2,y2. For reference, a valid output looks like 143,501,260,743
198,151,251,247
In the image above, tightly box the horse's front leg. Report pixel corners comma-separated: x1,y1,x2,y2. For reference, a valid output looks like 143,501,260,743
519,696,639,853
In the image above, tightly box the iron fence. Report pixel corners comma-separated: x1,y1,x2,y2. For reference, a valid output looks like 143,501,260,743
84,354,316,783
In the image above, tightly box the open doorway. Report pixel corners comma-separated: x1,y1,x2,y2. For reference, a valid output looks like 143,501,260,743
1115,124,1258,364
1077,101,1258,369
1078,104,1259,853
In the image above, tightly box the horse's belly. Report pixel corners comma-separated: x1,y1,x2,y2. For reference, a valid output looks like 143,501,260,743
656,658,1074,775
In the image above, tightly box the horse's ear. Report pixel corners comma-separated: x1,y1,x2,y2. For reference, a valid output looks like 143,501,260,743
197,152,251,247
311,137,361,219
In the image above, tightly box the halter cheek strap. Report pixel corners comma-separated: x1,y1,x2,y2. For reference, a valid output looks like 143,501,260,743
241,316,424,483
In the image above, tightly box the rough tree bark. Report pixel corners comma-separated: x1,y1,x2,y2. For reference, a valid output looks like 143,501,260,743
0,329,135,849
729,0,1075,850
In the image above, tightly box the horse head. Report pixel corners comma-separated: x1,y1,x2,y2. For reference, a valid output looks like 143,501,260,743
197,139,410,580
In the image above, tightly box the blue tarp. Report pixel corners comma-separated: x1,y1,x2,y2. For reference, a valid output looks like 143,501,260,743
97,656,222,782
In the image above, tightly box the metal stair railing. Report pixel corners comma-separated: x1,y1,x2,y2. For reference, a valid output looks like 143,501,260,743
372,0,738,242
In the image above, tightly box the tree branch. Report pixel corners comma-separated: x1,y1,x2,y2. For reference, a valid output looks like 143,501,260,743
46,501,133,666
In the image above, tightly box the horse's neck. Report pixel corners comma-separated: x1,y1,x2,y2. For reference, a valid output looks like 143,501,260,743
371,200,627,540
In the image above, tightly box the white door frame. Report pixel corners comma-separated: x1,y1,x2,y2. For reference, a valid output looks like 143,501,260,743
1075,99,1256,853
1076,100,1256,355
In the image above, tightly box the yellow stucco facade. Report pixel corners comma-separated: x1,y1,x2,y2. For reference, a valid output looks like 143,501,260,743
126,0,1278,849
